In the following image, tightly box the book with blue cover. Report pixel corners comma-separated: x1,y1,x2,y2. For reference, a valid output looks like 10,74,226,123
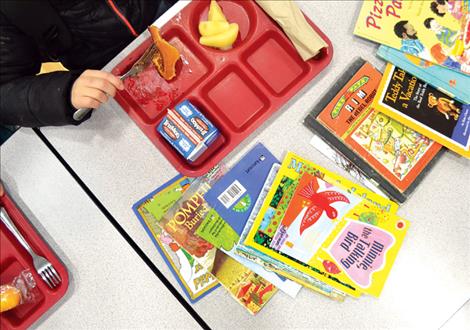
377,45,470,104
200,144,302,297
204,143,279,236
132,175,220,303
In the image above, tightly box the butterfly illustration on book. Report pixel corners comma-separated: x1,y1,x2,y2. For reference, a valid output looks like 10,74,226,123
298,179,350,235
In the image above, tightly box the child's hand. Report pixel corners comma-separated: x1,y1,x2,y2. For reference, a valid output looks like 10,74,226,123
70,70,124,109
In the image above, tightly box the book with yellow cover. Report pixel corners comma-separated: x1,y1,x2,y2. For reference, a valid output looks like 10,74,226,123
372,63,470,158
354,0,470,75
244,152,408,297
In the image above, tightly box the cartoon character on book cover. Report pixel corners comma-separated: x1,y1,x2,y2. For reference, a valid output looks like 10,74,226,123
351,111,434,180
270,174,362,263
354,0,470,75
157,229,218,297
375,65,470,151
134,176,219,302
315,61,440,193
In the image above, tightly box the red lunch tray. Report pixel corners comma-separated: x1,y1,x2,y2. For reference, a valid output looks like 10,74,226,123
0,191,69,330
113,0,333,177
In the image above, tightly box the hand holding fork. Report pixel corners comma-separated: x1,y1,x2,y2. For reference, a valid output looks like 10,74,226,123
72,44,157,121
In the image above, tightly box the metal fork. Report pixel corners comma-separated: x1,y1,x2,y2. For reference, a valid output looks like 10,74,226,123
0,207,61,289
73,44,158,121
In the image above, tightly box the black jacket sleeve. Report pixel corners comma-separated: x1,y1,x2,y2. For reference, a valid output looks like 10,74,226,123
0,13,85,127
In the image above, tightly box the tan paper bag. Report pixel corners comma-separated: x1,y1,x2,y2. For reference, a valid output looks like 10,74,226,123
256,0,328,61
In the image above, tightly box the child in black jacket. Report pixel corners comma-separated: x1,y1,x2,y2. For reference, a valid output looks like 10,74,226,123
0,0,176,127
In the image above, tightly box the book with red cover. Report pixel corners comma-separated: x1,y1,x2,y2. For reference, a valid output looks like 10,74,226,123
304,58,442,203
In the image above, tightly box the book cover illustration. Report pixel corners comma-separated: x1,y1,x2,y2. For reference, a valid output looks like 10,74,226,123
377,45,470,103
245,153,409,297
198,144,302,297
272,173,408,297
373,63,470,158
204,143,279,236
133,175,219,303
314,60,441,194
354,1,470,75
244,152,403,297
349,110,438,181
269,174,362,263
235,164,347,300
249,164,363,297
320,203,408,296
210,252,276,313
195,207,302,298
158,169,277,314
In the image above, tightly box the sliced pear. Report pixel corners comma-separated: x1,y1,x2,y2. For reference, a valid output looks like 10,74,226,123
198,20,230,37
199,23,239,49
208,0,227,22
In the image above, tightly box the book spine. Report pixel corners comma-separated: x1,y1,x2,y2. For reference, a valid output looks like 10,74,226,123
235,246,346,301
376,46,468,104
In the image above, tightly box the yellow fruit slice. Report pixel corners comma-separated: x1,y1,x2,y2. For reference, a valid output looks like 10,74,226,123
208,0,227,22
0,285,21,313
198,20,230,37
200,23,239,49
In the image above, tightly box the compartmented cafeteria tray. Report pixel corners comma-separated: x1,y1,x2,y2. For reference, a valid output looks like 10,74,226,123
113,0,333,176
0,191,69,329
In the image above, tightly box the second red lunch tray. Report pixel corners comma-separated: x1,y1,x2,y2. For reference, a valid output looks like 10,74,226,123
113,0,333,177
0,192,69,330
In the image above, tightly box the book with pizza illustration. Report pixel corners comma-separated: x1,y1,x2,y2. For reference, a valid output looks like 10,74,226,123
354,0,470,75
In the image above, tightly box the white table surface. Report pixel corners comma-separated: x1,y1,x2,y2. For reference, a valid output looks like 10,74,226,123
32,0,470,328
0,129,200,329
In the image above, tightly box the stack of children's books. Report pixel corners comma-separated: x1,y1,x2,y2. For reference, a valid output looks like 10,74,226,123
353,0,470,158
133,143,410,314
305,1,469,204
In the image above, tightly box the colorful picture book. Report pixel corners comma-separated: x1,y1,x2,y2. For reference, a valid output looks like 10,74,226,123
201,144,302,297
236,163,347,301
373,63,470,158
156,166,278,314
304,59,442,202
204,143,279,236
354,1,470,75
377,45,470,103
243,152,409,298
133,175,219,303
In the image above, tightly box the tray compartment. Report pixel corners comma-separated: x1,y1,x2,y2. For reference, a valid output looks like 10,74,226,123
201,65,270,132
242,31,311,96
189,0,257,51
115,28,214,125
